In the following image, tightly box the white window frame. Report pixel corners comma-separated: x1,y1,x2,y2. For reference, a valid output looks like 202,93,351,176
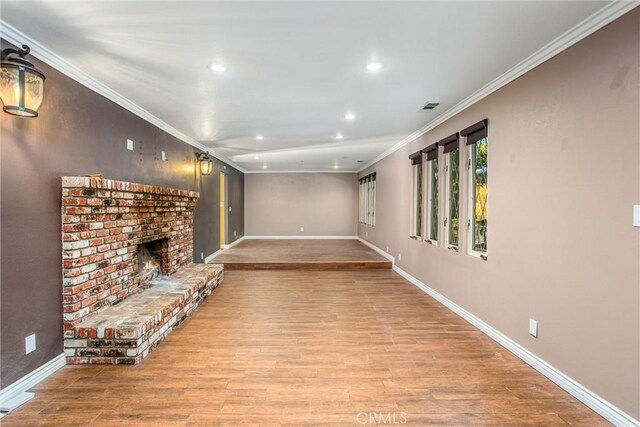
358,180,363,223
443,148,459,251
425,155,439,245
410,159,423,238
371,178,376,226
466,139,488,259
359,175,376,227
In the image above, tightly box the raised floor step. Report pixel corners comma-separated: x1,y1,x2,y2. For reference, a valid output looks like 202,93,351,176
214,239,392,271
222,261,392,270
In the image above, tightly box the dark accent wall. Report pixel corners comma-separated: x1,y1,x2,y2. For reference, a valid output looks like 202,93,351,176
0,40,244,387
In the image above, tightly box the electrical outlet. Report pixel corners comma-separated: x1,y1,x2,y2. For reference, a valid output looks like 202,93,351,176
529,319,538,337
234,231,237,237
229,206,232,212
386,246,389,252
223,165,227,169
634,205,640,227
200,252,204,260
300,227,304,232
398,253,402,261
126,139,134,151
161,151,167,161
25,334,36,354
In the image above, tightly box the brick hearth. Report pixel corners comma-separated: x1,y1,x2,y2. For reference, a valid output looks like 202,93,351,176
64,263,223,364
61,176,224,364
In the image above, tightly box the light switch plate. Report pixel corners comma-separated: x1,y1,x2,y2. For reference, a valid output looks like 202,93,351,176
300,227,304,232
633,205,640,227
25,333,36,354
529,319,538,337
126,139,134,151
161,151,167,161
229,206,232,212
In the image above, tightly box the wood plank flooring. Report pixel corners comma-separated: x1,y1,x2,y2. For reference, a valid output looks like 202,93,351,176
2,270,607,426
214,239,392,270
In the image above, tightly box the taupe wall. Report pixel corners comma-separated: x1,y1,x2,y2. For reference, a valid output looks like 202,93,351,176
245,173,357,236
358,10,640,418
0,40,244,388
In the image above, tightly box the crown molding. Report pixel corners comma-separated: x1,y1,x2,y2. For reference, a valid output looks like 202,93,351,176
0,20,246,174
357,1,639,173
244,169,357,174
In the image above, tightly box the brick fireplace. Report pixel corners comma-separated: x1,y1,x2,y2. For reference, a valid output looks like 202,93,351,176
61,176,223,364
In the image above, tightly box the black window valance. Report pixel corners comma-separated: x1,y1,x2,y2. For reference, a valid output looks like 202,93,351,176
409,150,422,165
421,143,439,161
437,132,459,154
461,119,488,145
359,172,376,183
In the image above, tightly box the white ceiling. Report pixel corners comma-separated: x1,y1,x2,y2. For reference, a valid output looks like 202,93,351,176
1,1,608,171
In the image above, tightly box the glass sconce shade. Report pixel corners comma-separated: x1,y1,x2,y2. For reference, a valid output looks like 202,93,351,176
0,45,45,118
198,152,213,175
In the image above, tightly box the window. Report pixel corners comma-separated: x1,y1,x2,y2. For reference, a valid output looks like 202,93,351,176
371,176,376,226
409,151,423,238
439,133,460,250
359,173,376,226
423,143,439,244
462,119,488,257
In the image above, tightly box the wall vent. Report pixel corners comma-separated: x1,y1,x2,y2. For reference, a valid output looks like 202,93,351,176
422,102,440,110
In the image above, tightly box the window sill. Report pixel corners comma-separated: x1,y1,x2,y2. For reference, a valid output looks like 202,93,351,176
424,239,437,245
447,246,459,252
468,251,488,260
409,235,421,240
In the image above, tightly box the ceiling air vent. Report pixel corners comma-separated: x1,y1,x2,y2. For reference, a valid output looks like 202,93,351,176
422,102,439,110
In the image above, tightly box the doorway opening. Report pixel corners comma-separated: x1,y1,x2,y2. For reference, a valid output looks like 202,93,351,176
220,172,228,248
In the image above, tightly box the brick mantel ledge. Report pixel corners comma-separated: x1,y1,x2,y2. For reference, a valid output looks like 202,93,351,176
61,176,199,199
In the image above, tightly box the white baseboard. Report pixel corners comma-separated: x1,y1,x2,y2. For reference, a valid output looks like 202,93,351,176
244,235,358,240
359,237,639,427
204,249,223,263
206,237,246,262
357,237,395,263
0,354,65,412
226,236,245,249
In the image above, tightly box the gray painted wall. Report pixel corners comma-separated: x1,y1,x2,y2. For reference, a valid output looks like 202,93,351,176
245,173,358,236
358,11,639,418
0,40,244,388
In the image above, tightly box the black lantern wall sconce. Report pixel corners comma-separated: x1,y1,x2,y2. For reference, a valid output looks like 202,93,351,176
0,44,45,118
198,152,213,175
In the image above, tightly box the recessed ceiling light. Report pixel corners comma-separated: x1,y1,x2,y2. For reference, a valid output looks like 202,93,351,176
365,62,382,72
344,112,356,121
232,159,237,162
210,63,227,72
253,156,260,160
333,165,339,169
262,164,268,169
335,133,344,140
256,135,264,140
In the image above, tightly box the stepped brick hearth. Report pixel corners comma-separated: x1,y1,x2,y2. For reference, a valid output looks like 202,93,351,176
61,176,224,364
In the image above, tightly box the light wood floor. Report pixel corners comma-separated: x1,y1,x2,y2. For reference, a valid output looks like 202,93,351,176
3,270,607,426
214,239,392,270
